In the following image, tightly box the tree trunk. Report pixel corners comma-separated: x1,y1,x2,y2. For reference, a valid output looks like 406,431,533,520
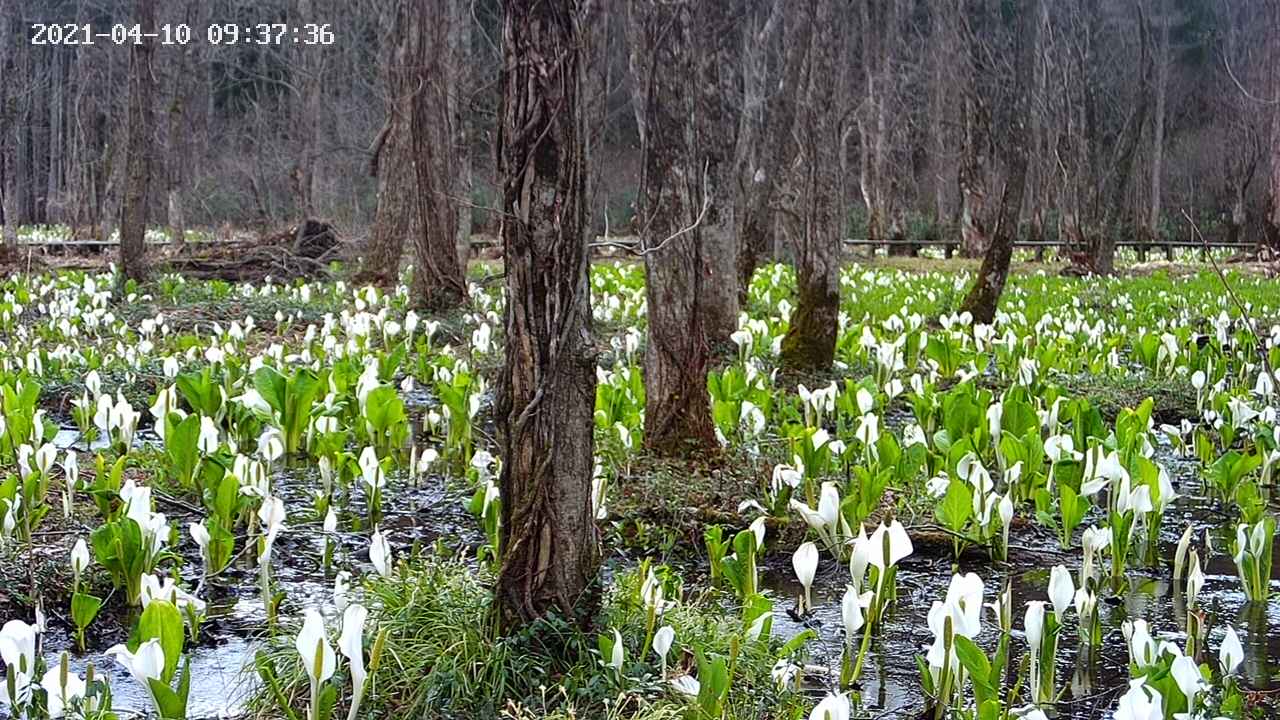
450,0,474,270
1147,5,1170,246
779,0,840,372
119,0,157,284
627,0,718,456
0,5,16,247
166,10,192,248
361,0,418,285
409,0,467,312
494,0,599,629
693,0,740,347
961,0,1038,324
1267,0,1280,250
736,0,804,301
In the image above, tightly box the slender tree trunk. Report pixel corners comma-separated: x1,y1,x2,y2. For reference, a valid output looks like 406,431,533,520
780,0,840,372
494,0,599,629
0,4,16,247
119,0,157,284
1267,0,1280,250
628,0,717,455
451,0,474,269
362,0,417,285
166,8,192,247
409,0,467,311
1147,6,1170,246
961,0,1038,323
736,0,800,301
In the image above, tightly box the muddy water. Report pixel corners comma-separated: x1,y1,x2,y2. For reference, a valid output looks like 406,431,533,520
763,448,1280,719
27,442,478,720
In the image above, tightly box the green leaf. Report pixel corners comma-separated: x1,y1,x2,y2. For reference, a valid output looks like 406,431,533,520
138,600,185,684
936,479,973,533
71,592,103,629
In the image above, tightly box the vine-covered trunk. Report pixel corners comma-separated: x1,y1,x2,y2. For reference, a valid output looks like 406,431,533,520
118,0,155,284
628,0,717,456
494,0,599,629
780,0,840,372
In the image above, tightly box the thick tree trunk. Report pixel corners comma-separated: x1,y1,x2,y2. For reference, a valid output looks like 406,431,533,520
961,0,1037,324
628,0,717,456
779,0,840,372
119,0,156,284
693,0,740,347
409,0,467,312
494,0,599,629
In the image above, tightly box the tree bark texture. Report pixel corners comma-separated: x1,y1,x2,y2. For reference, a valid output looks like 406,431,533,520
362,0,420,286
779,0,840,372
494,0,600,629
119,0,156,283
409,0,467,312
692,0,741,347
627,0,718,456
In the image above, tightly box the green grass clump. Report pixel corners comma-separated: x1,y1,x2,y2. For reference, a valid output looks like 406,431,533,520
250,555,808,720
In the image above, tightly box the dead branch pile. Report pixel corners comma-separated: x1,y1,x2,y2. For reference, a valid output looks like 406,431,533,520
161,219,342,281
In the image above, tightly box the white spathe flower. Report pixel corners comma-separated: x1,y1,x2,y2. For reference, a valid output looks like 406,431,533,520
608,627,625,670
1048,565,1074,618
1219,626,1243,676
1123,619,1157,668
1113,678,1163,720
369,528,392,577
809,692,851,720
70,538,91,577
668,673,700,696
867,520,913,571
106,638,165,699
1024,601,1045,648
1169,652,1204,708
258,495,287,563
295,608,336,685
339,603,369,720
792,542,819,610
40,665,87,719
841,585,872,640
653,625,675,669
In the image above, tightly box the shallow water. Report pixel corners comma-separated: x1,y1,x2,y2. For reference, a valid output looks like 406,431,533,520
26,456,478,719
762,447,1280,718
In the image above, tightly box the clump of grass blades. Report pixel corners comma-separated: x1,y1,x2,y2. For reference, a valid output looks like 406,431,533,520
250,554,808,720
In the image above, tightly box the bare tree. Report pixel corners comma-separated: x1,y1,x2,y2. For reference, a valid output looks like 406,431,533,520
494,0,599,628
119,0,157,283
960,0,1039,322
1267,0,1280,249
361,0,421,285
627,0,718,455
779,0,841,371
409,0,468,311
736,0,806,299
0,1,17,248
